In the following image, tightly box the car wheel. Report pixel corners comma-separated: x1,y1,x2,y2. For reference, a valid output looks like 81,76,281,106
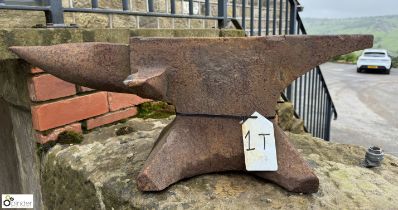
357,68,361,73
385,69,390,74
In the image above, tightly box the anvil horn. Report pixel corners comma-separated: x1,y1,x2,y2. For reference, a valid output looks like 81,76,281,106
10,43,133,93
278,35,373,87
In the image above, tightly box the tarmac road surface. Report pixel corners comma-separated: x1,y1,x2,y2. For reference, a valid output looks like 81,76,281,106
320,62,398,156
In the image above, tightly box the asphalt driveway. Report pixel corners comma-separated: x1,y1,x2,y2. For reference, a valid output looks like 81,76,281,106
320,62,398,156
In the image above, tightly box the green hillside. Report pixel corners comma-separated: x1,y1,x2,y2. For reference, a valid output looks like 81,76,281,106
303,16,398,56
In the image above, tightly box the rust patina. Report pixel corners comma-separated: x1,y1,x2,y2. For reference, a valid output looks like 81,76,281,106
10,35,373,193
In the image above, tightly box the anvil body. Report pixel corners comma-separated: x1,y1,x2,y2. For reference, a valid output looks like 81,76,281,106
10,35,373,193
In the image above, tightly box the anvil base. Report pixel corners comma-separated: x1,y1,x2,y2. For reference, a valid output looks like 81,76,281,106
137,115,319,193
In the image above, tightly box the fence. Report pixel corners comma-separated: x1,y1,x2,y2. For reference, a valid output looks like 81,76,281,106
0,0,337,140
283,13,337,140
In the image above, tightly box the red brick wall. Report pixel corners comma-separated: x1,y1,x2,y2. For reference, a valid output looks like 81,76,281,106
28,67,150,144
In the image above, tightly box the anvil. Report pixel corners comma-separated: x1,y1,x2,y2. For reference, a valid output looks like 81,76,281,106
10,35,373,193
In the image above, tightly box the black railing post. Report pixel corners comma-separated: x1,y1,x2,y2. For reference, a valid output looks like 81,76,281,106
205,0,210,16
279,0,283,34
285,0,289,34
272,0,276,35
250,0,254,35
289,0,296,34
232,0,236,18
171,0,176,14
122,0,129,11
242,0,246,30
218,0,228,28
266,0,270,35
325,98,332,141
91,0,98,9
286,85,292,100
189,0,193,15
45,0,64,25
258,0,262,35
148,0,154,12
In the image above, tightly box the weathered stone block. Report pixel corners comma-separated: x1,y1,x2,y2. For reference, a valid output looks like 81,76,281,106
0,10,45,28
73,13,110,28
40,117,398,209
139,16,158,28
134,0,147,12
158,18,173,28
174,18,189,29
112,15,137,28
190,19,204,29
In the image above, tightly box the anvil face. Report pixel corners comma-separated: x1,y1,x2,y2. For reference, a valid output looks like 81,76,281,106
10,35,373,193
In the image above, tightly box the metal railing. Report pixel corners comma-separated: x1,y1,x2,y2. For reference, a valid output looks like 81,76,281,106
283,9,337,141
0,0,337,140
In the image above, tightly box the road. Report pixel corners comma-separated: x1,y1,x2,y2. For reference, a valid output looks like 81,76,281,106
320,63,398,156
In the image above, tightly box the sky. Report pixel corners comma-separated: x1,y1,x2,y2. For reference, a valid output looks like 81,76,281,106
300,0,398,18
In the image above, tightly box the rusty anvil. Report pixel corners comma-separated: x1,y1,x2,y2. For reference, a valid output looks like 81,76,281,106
10,35,372,193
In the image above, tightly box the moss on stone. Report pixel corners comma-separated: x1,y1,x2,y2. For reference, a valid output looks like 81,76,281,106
57,131,84,144
82,30,96,42
36,141,57,160
115,126,135,136
137,101,176,119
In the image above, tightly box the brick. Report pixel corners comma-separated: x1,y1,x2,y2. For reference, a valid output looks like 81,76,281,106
31,92,109,131
86,107,138,130
28,74,76,101
29,67,45,74
36,123,82,144
108,92,151,111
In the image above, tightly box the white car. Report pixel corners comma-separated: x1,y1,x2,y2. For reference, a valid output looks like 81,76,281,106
356,49,392,74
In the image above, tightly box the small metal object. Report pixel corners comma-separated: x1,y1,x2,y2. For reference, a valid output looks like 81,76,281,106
364,146,384,168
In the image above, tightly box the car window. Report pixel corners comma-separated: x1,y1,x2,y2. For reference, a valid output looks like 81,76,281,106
364,52,386,57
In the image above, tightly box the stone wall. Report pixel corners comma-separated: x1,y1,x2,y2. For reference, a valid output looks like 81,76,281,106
0,0,289,35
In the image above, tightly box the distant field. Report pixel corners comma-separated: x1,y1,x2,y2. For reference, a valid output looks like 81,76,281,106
303,16,398,56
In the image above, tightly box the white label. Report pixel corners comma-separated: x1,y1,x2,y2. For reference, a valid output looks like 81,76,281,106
241,112,278,171
2,194,33,209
